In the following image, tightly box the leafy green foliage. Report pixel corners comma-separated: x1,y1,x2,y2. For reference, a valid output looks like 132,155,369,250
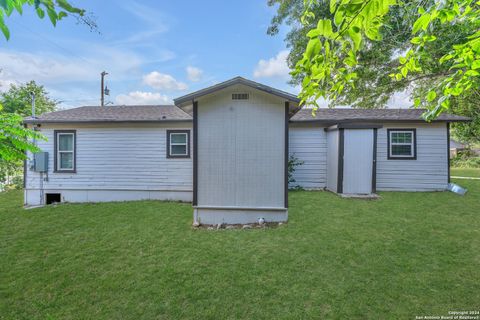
293,0,395,108
292,0,480,123
451,153,480,168
1,80,57,116
268,1,415,109
0,157,22,189
0,0,75,166
0,107,44,161
391,1,480,120
288,154,304,189
0,81,54,180
0,0,96,40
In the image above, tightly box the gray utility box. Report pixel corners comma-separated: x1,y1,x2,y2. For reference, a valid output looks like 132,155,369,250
34,152,49,172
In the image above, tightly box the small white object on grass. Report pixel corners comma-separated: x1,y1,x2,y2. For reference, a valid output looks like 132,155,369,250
258,218,265,225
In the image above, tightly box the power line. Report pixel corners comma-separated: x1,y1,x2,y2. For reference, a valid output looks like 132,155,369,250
57,98,99,102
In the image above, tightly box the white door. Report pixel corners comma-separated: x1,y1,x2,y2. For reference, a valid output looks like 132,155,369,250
343,129,374,194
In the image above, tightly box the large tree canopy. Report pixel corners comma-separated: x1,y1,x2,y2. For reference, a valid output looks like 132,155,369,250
268,0,480,142
1,80,57,116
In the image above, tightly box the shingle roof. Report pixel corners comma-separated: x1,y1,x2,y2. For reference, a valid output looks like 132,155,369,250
24,105,192,123
290,108,469,122
24,105,469,124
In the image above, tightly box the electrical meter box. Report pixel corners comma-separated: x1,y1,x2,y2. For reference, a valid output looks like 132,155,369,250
34,152,49,172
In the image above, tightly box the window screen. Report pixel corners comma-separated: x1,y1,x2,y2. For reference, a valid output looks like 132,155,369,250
55,131,76,172
388,129,416,159
167,130,190,158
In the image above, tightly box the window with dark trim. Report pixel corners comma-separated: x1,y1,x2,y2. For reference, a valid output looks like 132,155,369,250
54,130,76,172
387,129,417,160
167,130,190,158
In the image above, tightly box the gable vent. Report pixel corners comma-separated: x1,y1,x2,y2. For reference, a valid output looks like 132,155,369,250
232,93,249,100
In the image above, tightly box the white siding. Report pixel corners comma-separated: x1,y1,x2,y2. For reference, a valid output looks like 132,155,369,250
376,122,448,191
326,130,339,192
197,84,286,208
25,123,193,205
288,124,327,189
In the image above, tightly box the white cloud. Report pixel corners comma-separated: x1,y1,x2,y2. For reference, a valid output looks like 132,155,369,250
0,47,142,85
115,91,172,105
143,71,187,90
0,78,19,92
253,50,290,79
186,66,203,82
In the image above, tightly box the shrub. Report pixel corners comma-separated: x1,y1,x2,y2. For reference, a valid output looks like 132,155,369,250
288,154,304,190
451,153,480,168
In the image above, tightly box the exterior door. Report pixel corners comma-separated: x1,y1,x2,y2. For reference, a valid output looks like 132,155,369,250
343,129,374,194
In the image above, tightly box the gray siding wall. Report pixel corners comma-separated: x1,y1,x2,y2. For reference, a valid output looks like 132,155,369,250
326,129,339,192
288,124,327,189
25,123,193,192
376,122,448,191
197,84,286,208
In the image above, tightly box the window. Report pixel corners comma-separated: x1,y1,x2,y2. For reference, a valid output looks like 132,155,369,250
388,129,416,160
167,130,190,158
54,130,76,172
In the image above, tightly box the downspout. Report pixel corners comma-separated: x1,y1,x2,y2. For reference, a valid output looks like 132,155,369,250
447,122,450,184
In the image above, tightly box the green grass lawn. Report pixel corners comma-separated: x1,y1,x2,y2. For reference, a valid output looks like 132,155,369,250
1,176,479,319
451,167,480,178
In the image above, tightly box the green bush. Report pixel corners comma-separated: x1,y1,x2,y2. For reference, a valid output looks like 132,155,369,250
451,153,480,168
2,176,23,191
288,154,304,190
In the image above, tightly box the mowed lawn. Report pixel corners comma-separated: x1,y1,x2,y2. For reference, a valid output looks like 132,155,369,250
451,167,480,178
1,173,479,319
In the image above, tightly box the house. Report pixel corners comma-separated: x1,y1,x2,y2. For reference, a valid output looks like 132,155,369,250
23,77,469,224
449,139,466,158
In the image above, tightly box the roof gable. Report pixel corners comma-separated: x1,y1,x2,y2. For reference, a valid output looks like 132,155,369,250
173,76,300,106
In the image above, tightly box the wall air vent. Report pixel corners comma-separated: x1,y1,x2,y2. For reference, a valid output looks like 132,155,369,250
232,93,249,100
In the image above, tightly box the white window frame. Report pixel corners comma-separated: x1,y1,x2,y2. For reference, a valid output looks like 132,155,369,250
167,130,190,158
56,132,75,172
388,129,416,159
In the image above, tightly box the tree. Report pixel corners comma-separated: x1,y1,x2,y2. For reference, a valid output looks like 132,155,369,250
1,80,57,116
0,81,57,183
449,92,480,144
269,0,480,142
0,0,86,164
0,108,43,161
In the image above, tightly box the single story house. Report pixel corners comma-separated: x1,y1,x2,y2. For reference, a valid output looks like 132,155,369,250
24,77,469,224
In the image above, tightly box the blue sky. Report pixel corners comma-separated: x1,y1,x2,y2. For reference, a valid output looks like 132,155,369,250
0,0,409,108
0,0,296,108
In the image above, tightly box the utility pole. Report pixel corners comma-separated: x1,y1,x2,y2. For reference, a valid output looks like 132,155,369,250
31,92,36,118
101,71,108,106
